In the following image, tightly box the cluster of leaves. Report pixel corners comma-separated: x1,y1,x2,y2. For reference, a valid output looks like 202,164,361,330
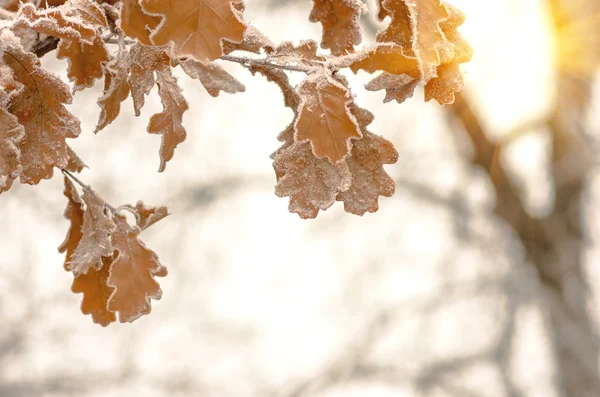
0,0,471,325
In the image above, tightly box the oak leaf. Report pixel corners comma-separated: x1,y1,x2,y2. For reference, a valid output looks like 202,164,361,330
2,36,81,184
15,3,97,44
0,102,24,194
294,75,362,163
309,0,364,55
337,105,398,215
180,59,245,97
121,201,169,231
274,140,351,219
365,73,419,104
223,25,274,55
58,177,85,271
69,186,116,276
350,44,419,76
71,256,117,327
107,214,167,323
379,0,454,81
424,3,472,104
140,0,247,62
148,69,189,172
120,0,160,46
57,35,109,90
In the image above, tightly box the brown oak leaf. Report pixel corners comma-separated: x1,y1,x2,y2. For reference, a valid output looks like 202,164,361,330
69,186,116,276
140,0,247,62
309,0,364,55
15,3,97,44
274,140,351,219
0,102,24,194
148,69,189,172
379,0,454,81
65,146,86,173
350,44,419,76
122,201,169,231
336,105,398,215
120,0,160,46
2,35,81,184
424,2,472,104
180,59,245,97
58,177,85,271
107,214,167,323
72,256,117,327
223,25,274,55
57,35,109,90
365,73,419,104
294,74,362,163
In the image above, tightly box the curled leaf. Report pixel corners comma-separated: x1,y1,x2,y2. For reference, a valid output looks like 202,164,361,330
309,0,365,55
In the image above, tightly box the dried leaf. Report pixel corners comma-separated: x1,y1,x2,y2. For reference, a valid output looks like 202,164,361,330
2,35,81,184
0,105,24,194
122,201,169,231
147,69,189,172
379,0,454,80
57,35,109,90
274,141,351,219
140,0,247,62
365,73,419,103
350,44,419,76
71,256,117,327
424,3,472,104
180,59,245,97
65,145,86,172
294,75,362,163
251,65,300,115
58,176,85,271
15,3,97,44
223,25,274,54
336,112,398,214
120,0,160,46
129,45,170,116
309,0,364,55
96,44,169,131
69,186,116,276
107,214,167,323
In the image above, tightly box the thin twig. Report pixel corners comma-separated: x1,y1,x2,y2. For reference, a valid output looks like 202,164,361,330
221,54,315,73
61,169,88,189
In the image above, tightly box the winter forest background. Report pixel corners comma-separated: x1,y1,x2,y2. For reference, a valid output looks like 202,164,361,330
2,0,600,396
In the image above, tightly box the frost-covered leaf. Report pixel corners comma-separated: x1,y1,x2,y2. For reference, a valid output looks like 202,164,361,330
249,64,300,112
120,0,160,45
2,34,80,184
223,25,274,54
337,105,398,215
65,145,86,172
96,44,169,130
148,69,188,172
274,141,351,219
129,45,170,116
15,3,97,44
107,214,167,323
57,35,109,90
0,102,24,194
140,0,247,62
295,74,362,163
365,73,419,103
72,256,117,327
122,201,169,231
69,186,116,276
379,0,454,81
180,59,245,97
58,177,85,271
309,0,364,55
350,44,419,76
424,3,472,104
